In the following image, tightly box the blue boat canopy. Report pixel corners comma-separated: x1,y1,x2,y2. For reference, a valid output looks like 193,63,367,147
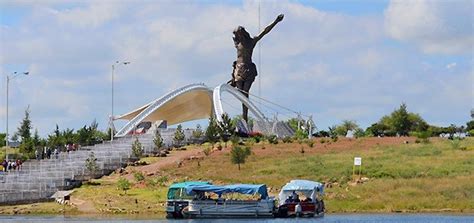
169,181,211,189
185,184,269,199
167,181,211,200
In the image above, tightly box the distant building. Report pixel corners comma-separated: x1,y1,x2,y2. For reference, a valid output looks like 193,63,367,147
7,141,20,148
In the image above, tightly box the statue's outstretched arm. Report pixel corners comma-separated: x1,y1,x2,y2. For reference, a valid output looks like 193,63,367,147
254,14,284,43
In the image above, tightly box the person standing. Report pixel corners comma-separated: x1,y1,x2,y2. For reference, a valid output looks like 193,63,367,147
54,148,59,159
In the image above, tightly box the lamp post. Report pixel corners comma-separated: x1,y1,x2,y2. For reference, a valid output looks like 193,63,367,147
5,71,29,159
111,61,130,141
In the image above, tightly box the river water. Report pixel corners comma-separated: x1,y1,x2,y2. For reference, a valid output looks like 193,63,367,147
0,214,473,223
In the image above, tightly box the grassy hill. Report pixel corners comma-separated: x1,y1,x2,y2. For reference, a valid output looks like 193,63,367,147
0,137,473,215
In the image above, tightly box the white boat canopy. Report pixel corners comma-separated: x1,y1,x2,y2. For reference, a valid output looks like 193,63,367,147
278,180,324,205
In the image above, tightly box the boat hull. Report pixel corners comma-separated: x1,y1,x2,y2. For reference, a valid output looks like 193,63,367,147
184,199,275,218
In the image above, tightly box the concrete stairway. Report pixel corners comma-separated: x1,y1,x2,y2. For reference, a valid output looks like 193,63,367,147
0,128,197,204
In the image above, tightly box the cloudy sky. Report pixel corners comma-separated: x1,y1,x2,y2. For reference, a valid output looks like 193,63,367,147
1,0,472,137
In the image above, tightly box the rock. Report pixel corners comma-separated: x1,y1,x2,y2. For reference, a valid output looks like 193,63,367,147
146,172,154,176
360,177,370,182
348,181,358,187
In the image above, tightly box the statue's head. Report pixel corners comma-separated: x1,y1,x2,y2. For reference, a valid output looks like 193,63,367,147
233,26,251,42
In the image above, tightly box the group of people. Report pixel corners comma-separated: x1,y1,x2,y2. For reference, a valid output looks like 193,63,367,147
1,159,22,172
285,191,313,204
35,147,59,160
35,144,80,161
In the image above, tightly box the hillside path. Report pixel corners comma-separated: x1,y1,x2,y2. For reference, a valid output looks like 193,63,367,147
136,148,203,175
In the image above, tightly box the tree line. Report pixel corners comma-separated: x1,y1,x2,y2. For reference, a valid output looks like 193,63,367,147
314,103,473,139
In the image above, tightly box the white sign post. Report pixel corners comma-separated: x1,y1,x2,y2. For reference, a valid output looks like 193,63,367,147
353,157,362,180
354,157,362,166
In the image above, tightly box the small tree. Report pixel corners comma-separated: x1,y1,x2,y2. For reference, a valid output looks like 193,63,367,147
85,151,98,176
354,128,365,138
117,177,131,195
230,146,251,170
328,126,338,142
131,137,143,158
173,124,185,147
218,113,234,148
17,106,32,142
0,133,6,147
153,128,163,152
205,116,219,143
192,124,204,140
133,171,145,182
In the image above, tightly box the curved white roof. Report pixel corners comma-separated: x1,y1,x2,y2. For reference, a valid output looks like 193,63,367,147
115,83,213,137
114,83,271,137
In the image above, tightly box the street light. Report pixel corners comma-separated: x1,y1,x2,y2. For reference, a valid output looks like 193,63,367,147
5,71,29,159
111,61,130,141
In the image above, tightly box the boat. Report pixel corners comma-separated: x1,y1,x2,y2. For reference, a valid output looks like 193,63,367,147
181,184,275,218
276,179,325,217
166,181,211,218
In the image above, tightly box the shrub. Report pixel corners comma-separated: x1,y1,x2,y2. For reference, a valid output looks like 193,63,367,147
117,178,131,194
251,133,263,143
134,172,145,182
153,129,163,151
306,140,314,148
411,131,431,143
451,139,461,149
156,176,168,186
173,124,185,147
230,135,240,146
192,124,204,139
468,129,474,137
320,138,326,144
85,152,98,175
267,135,278,144
294,129,307,140
203,147,211,156
146,176,168,188
131,137,143,158
354,128,365,138
282,136,293,143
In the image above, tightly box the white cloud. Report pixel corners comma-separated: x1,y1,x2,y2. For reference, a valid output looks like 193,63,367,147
446,62,457,69
385,0,473,54
51,2,123,28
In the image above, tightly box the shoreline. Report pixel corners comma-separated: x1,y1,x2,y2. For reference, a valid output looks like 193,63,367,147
0,201,472,216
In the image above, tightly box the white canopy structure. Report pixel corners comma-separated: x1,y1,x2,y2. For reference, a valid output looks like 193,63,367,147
278,180,324,205
114,83,274,137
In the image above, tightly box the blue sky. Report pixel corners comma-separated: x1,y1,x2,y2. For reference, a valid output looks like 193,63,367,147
0,0,472,137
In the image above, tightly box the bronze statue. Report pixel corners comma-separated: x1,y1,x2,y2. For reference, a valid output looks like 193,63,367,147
229,14,284,122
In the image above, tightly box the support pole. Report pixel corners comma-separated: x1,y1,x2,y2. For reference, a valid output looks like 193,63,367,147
5,76,9,151
111,64,115,141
